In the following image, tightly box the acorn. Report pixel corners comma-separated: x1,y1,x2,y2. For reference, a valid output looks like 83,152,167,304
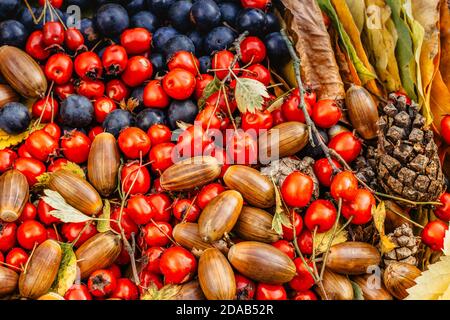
0,265,18,298
0,84,19,108
383,262,420,300
228,241,296,284
223,165,275,208
258,121,308,162
326,242,381,275
233,206,280,243
0,169,29,222
385,200,412,233
48,170,103,216
198,248,236,300
198,190,243,243
345,85,379,140
37,292,65,300
19,240,62,299
173,222,215,252
352,274,393,300
172,280,205,300
317,269,354,300
87,132,120,197
75,231,122,279
160,156,222,191
0,46,47,99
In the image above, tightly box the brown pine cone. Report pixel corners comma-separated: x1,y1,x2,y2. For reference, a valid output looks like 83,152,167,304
383,223,420,266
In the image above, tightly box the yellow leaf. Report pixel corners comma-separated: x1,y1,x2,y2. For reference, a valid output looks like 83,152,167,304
97,200,111,233
443,227,450,256
380,234,397,253
0,121,44,150
430,71,450,134
141,284,181,300
314,224,348,254
61,162,85,179
51,243,77,296
440,0,450,90
345,0,366,32
439,285,450,300
372,201,397,254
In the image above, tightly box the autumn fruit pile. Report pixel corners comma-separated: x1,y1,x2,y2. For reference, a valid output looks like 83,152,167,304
0,0,449,301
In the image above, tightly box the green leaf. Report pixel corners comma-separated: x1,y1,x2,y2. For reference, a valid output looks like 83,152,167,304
97,200,111,233
50,243,77,296
271,180,291,236
198,76,221,108
42,189,92,223
234,77,270,114
345,0,366,32
351,280,365,300
141,283,181,300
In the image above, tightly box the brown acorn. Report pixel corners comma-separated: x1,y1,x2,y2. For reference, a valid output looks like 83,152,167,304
223,165,275,208
258,121,308,162
198,248,236,300
352,274,393,300
19,240,62,299
87,132,120,196
0,169,29,222
228,241,296,284
326,242,381,275
233,206,280,243
160,156,221,191
0,265,18,298
0,84,19,108
317,269,354,300
383,262,420,300
173,222,215,252
48,170,103,216
75,231,122,279
0,46,47,99
198,190,243,242
172,280,205,300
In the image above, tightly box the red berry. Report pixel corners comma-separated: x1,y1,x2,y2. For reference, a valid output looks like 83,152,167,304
5,247,28,272
235,274,256,300
281,171,314,207
240,36,266,64
74,51,103,79
313,158,342,187
328,132,362,163
61,130,91,164
32,97,59,123
422,220,448,251
256,283,287,300
64,27,84,52
120,28,152,55
436,193,450,221
143,80,170,108
0,148,17,173
45,53,73,85
330,171,358,201
162,68,196,100
147,124,172,146
281,89,312,123
304,199,337,233
42,21,65,46
289,258,315,291
118,127,151,159
17,220,47,250
212,50,239,80
297,229,313,255
312,99,342,128
26,31,50,60
271,240,295,259
341,189,375,225
168,51,200,75
102,45,128,75
88,269,117,297
94,97,117,123
0,222,16,252
159,246,197,284
281,211,303,241
143,221,172,247
121,56,153,87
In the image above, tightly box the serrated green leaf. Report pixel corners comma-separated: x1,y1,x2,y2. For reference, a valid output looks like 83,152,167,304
351,280,365,300
97,200,111,233
141,283,181,300
50,243,77,296
198,76,221,108
234,77,270,114
42,189,92,223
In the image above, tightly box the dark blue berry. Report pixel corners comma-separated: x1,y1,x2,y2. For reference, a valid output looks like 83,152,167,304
61,126,88,136
0,102,30,134
198,56,211,74
95,4,129,37
265,12,280,33
135,108,167,132
28,7,64,30
169,0,193,31
218,2,240,27
126,0,148,14
147,0,176,17
264,32,289,62
60,95,94,128
187,30,204,56
152,26,179,51
0,20,28,48
0,0,20,21
190,0,221,32
204,26,236,55
103,109,135,137
131,11,159,32
236,8,267,36
131,86,145,109
18,7,36,30
167,100,198,130
150,53,166,74
79,18,100,47
163,35,195,59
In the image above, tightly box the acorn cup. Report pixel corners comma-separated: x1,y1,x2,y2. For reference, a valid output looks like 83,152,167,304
48,170,103,216
160,156,222,191
75,231,122,279
172,280,205,300
258,121,308,162
233,206,280,243
198,190,243,243
88,132,120,197
383,261,421,300
228,241,296,284
0,84,19,108
19,240,62,299
223,165,275,208
345,85,379,140
198,248,236,300
0,46,47,99
325,242,381,275
0,265,19,298
317,269,354,300
352,274,393,300
0,169,29,222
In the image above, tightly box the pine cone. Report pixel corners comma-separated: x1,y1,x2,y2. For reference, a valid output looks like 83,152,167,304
376,94,444,203
354,146,378,190
383,223,420,266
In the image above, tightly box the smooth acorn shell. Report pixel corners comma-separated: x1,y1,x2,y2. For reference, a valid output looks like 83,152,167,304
19,240,62,299
198,248,236,300
0,84,19,108
0,46,47,99
317,269,354,300
233,206,280,243
0,265,18,298
0,169,29,222
75,231,122,279
383,262,420,300
223,165,275,208
173,222,215,252
326,242,381,275
172,280,205,300
345,85,379,140
384,200,412,233
258,121,308,162
352,274,393,300
198,190,243,243
228,241,296,284
37,292,65,300
160,156,221,191
49,170,103,216
88,132,120,197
